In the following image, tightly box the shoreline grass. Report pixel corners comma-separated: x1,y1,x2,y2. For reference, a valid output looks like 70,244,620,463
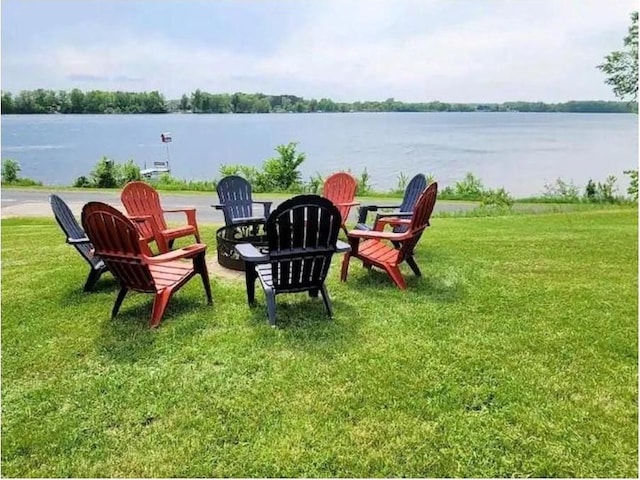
1,207,637,477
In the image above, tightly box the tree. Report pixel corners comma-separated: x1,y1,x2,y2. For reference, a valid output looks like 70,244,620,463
597,11,638,102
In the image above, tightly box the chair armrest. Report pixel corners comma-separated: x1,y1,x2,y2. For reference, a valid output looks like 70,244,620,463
253,201,273,207
236,243,269,262
336,240,351,253
163,208,196,214
375,211,412,219
254,201,272,217
163,208,197,228
336,201,360,207
127,214,153,223
211,204,225,210
360,204,402,212
144,243,207,264
67,236,91,245
347,229,408,241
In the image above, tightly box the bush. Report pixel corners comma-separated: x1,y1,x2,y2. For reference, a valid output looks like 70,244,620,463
90,157,119,188
304,172,324,194
480,187,514,209
73,176,92,188
1,158,42,186
624,169,638,200
2,159,20,183
440,172,485,200
153,173,216,192
118,159,142,184
543,178,580,202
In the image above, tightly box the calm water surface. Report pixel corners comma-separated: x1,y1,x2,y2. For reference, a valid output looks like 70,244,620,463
1,112,637,196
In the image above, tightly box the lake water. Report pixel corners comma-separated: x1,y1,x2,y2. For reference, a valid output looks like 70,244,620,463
1,112,637,197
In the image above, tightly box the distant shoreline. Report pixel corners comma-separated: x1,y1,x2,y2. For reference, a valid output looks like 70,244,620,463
1,88,637,114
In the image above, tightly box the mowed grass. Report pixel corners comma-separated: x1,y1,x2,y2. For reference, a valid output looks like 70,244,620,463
1,208,637,477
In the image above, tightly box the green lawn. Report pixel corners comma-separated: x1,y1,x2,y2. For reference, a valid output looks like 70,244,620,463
1,208,637,477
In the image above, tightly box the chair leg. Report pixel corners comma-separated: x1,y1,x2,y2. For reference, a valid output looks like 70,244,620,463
150,289,172,328
308,288,319,298
265,289,277,327
385,265,407,290
112,286,129,318
362,261,372,270
84,268,104,292
320,284,334,318
245,262,257,306
194,252,213,304
406,256,422,277
340,253,351,282
167,239,175,250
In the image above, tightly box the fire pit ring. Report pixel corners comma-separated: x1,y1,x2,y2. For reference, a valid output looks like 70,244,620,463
216,221,268,271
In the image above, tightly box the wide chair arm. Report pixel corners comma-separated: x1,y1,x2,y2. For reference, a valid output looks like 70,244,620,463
163,208,198,227
144,243,207,264
127,214,161,242
67,236,91,245
357,203,402,223
253,201,272,217
347,228,409,242
236,243,270,263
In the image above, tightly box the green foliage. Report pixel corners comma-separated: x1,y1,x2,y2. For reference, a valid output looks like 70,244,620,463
90,157,119,188
393,172,409,194
356,167,372,196
2,158,20,183
304,172,324,194
597,11,638,102
153,173,217,192
81,157,142,188
440,172,486,200
542,178,581,202
623,169,638,200
73,176,92,188
2,88,638,115
220,142,306,193
1,158,42,186
261,142,306,191
480,187,514,209
118,159,142,184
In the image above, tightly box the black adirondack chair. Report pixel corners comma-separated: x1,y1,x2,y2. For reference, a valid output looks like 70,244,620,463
356,173,428,233
213,175,272,226
236,195,350,327
49,194,109,291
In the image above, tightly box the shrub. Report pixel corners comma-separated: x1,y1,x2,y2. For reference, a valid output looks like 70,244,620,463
260,142,305,191
356,167,372,195
624,169,638,200
90,156,119,188
543,178,580,202
480,187,514,209
440,172,485,200
118,159,142,184
304,172,324,194
2,159,20,183
73,176,92,188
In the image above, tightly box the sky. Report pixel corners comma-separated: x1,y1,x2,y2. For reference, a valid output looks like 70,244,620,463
1,0,637,103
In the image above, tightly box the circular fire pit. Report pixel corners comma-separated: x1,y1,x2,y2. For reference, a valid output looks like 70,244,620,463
216,221,268,271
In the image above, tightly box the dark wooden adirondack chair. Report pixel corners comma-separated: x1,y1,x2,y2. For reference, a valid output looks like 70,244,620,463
322,172,359,232
81,201,212,328
213,175,272,226
236,195,350,327
356,173,427,233
121,181,200,253
49,194,110,291
341,182,438,289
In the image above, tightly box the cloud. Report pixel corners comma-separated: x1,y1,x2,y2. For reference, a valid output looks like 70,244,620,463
1,0,636,101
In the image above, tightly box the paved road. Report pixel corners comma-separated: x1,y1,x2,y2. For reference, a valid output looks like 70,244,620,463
1,188,478,223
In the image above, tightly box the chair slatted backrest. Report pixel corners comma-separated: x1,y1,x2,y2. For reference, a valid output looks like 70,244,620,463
322,172,357,225
121,181,168,239
216,176,254,225
266,195,341,292
397,182,438,263
393,173,428,234
50,194,101,268
82,202,156,292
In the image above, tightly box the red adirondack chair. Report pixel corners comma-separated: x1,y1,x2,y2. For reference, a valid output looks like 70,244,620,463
322,172,359,232
121,181,200,253
340,182,438,289
81,201,212,328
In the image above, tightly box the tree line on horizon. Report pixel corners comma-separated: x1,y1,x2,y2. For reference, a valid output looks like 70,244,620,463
0,88,637,115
